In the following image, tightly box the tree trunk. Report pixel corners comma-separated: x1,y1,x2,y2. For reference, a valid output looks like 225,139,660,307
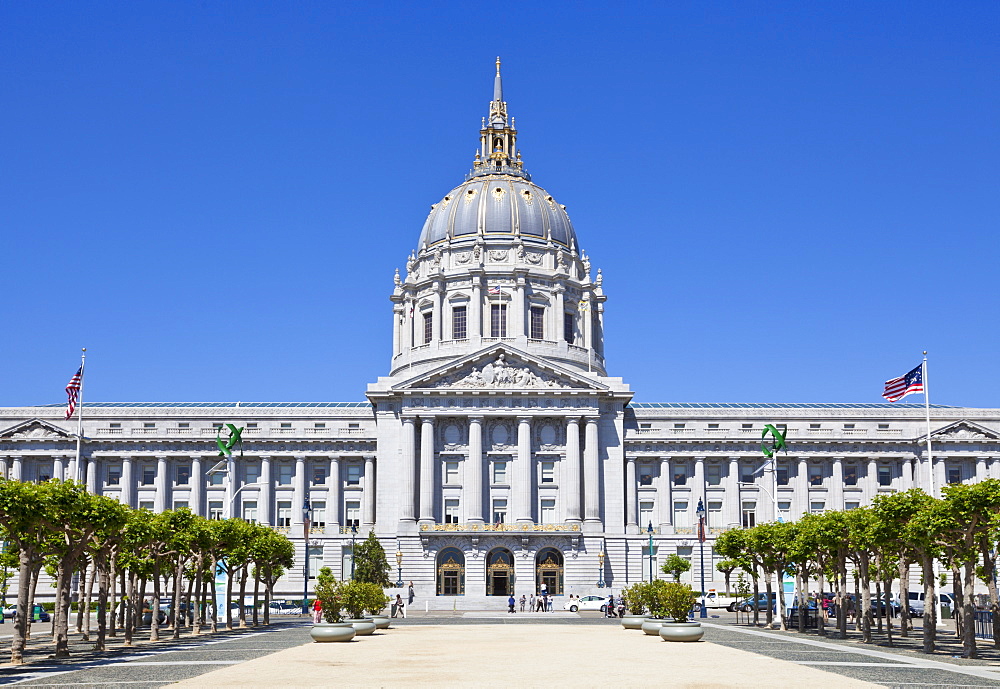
980,541,1000,648
898,559,911,637
238,564,248,629
796,570,806,633
752,577,760,627
225,563,234,630
764,576,774,628
921,553,936,653
210,557,220,634
95,553,109,652
858,553,872,643
962,558,977,658
817,567,827,637
54,559,75,657
108,557,118,638
10,552,33,664
76,559,87,636
172,558,185,640
150,562,161,642
83,558,97,640
252,570,261,627
883,576,894,646
191,557,203,636
875,581,883,634
263,575,272,626
123,572,136,646
952,563,963,641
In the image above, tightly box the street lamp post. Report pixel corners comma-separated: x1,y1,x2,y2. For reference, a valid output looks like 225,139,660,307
696,498,707,619
350,524,358,580
301,497,312,615
647,522,654,582
596,551,606,588
395,549,404,588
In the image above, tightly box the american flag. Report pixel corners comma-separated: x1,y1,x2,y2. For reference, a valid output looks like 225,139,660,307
487,286,501,295
65,366,83,420
882,364,923,402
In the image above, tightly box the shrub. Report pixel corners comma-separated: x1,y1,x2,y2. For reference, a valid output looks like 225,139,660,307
341,580,389,620
314,567,343,623
661,582,699,622
622,581,649,615
660,554,692,582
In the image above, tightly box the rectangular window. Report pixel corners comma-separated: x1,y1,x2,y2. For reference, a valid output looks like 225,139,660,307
878,423,890,430
639,423,652,429
844,464,858,486
492,499,507,524
247,423,258,429
178,422,189,429
345,500,360,527
492,461,508,484
280,422,292,429
639,501,655,527
314,422,326,429
706,464,721,486
674,423,686,429
707,500,723,526
175,464,191,486
540,498,556,524
423,312,433,344
740,465,755,484
346,464,362,486
563,312,574,344
106,465,122,486
845,501,861,510
741,423,753,430
143,422,155,429
540,461,555,484
490,303,508,338
311,500,326,528
777,500,791,521
776,464,789,486
173,500,188,511
313,465,328,485
444,498,460,524
245,462,261,484
672,465,688,486
810,501,825,514
529,306,544,340
277,464,293,486
243,501,258,523
444,461,459,485
209,501,224,520
639,464,655,486
948,466,962,485
308,546,323,579
278,501,293,527
843,424,855,429
139,500,154,511
110,422,122,429
141,466,156,486
809,465,823,486
673,500,689,527
348,422,360,429
741,501,756,528
452,306,467,340
810,423,821,429
878,466,892,486
212,422,224,430
708,423,719,429
209,469,225,486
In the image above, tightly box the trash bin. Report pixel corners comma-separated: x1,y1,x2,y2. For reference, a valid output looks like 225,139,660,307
942,603,952,620
391,603,399,617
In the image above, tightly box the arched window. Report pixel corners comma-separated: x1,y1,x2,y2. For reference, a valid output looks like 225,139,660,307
535,547,564,595
436,548,465,596
486,548,514,596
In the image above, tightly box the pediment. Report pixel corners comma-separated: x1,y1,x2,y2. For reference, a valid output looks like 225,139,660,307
396,346,607,392
928,420,1000,441
0,418,76,440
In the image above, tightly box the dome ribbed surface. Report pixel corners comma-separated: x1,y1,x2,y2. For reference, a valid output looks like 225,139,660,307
417,176,576,249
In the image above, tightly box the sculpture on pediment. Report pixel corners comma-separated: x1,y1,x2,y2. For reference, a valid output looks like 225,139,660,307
936,426,989,440
427,354,571,389
10,425,62,439
454,250,473,264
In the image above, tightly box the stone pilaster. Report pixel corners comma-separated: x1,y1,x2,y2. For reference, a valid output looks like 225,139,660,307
514,416,533,523
363,454,376,526
564,417,581,523
400,418,417,523
419,417,435,523
467,416,484,524
584,416,600,526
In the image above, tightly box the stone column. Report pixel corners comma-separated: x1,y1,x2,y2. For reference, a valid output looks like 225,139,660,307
54,456,65,482
467,416,484,524
726,457,740,527
0,456,7,480
392,306,402,356
401,418,417,523
658,457,672,530
693,456,705,504
68,455,78,484
976,456,988,483
867,457,879,503
991,457,1000,481
470,272,483,342
86,457,98,494
154,455,168,513
11,456,22,482
419,417,435,523
363,454,376,526
293,455,306,526
552,285,565,343
328,456,341,532
584,417,600,525
583,295,593,350
901,458,914,490
625,456,638,530
514,416,533,523
120,457,134,508
830,457,844,512
433,280,444,343
933,456,946,497
260,455,273,526
513,270,527,340
795,457,809,519
564,417,582,523
190,456,203,517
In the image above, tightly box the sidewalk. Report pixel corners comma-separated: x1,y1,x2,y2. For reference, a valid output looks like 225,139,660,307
168,623,879,688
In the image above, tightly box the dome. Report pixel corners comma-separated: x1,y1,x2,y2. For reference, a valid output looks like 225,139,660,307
417,175,577,250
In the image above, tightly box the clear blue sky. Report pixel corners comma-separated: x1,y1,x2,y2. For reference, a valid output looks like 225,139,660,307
2,1,997,407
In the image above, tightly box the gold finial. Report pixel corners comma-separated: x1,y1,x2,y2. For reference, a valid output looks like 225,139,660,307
496,56,501,75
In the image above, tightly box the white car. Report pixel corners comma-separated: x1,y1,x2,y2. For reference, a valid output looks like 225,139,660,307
563,595,612,613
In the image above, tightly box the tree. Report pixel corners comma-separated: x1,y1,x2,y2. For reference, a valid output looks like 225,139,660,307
660,554,691,582
352,531,392,587
715,559,740,594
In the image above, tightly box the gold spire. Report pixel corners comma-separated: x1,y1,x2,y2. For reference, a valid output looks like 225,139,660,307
496,56,501,75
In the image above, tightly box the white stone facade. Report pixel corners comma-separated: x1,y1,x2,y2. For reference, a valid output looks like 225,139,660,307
3,62,999,607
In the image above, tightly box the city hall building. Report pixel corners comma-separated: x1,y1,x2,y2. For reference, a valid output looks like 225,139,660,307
3,62,999,607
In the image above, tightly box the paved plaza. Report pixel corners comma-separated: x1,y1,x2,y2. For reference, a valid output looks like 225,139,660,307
5,615,1000,687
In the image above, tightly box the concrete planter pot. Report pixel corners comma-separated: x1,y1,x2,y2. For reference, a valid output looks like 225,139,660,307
641,619,666,636
621,615,646,630
370,615,391,629
345,618,377,636
658,621,704,642
310,622,356,643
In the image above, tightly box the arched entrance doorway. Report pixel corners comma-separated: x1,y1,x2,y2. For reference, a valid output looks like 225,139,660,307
486,548,514,596
436,548,465,596
535,547,564,595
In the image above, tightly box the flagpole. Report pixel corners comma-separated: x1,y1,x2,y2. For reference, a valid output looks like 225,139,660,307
923,351,934,497
75,348,87,484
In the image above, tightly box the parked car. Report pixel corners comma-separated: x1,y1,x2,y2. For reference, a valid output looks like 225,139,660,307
6,604,50,622
907,591,954,617
737,593,778,613
563,595,609,613
697,591,742,611
267,601,302,615
2,605,15,620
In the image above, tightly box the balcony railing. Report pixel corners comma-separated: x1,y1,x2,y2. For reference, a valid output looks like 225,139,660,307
419,522,581,532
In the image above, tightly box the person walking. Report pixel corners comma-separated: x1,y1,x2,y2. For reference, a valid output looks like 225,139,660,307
529,593,535,612
536,595,545,612
393,594,405,618
408,581,415,605
312,598,322,624
519,595,526,612
508,594,516,613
